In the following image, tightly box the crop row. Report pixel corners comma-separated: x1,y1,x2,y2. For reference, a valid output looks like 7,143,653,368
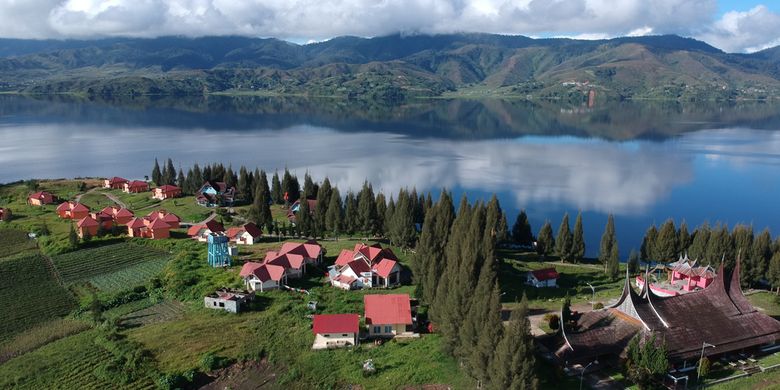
89,257,170,292
121,300,186,327
53,243,170,283
0,229,37,259
0,254,77,341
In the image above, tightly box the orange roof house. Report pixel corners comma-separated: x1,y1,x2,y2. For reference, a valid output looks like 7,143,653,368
89,211,114,231
76,216,100,238
104,177,128,189
103,206,135,225
56,201,90,220
126,217,171,239
123,180,149,194
27,191,55,206
146,210,180,229
364,294,414,338
153,185,182,200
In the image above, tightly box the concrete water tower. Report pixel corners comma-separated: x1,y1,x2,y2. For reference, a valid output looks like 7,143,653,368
207,233,231,267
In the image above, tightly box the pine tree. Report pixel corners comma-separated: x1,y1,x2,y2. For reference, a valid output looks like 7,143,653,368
357,181,377,235
641,225,658,261
750,229,772,287
600,214,617,274
325,187,343,239
343,192,358,235
707,224,734,268
628,249,640,274
375,193,387,236
281,168,295,205
678,221,691,255
203,165,212,182
384,197,395,237
536,221,554,258
298,197,314,237
688,223,710,260
223,165,236,188
270,171,281,204
303,172,315,199
164,158,176,185
176,169,185,189
655,219,678,263
248,182,272,231
512,210,534,246
315,178,333,235
237,166,250,200
151,158,162,185
768,252,780,295
489,295,536,390
497,212,509,244
68,224,79,249
607,238,620,279
390,189,416,248
555,213,573,262
572,211,585,262
191,163,203,190
258,170,270,208
413,191,454,304
732,225,754,263
484,195,503,261
184,168,194,195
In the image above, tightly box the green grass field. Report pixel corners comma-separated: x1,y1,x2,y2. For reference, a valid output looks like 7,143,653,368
0,254,77,342
0,330,157,390
52,243,170,285
89,257,170,293
0,229,37,259
0,318,90,364
155,196,211,223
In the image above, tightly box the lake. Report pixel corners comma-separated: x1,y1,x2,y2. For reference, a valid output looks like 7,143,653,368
2,95,780,257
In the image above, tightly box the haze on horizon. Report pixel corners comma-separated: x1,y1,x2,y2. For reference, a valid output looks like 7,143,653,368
0,0,779,54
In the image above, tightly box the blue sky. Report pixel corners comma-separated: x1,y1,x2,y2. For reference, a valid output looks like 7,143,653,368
0,0,779,53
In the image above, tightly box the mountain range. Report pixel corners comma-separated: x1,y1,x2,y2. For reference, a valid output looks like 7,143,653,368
1,33,779,101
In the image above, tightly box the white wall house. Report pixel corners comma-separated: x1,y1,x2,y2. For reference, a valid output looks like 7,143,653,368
311,314,360,350
526,268,559,288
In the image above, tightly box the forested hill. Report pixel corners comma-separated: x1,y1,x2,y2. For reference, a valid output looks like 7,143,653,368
1,33,779,101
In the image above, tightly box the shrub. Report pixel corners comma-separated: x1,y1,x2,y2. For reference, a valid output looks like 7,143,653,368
200,352,231,371
594,302,604,310
547,314,560,330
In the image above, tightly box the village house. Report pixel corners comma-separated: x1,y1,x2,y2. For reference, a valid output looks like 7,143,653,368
89,211,114,231
239,261,286,292
278,240,324,265
364,294,415,338
187,219,225,242
225,222,263,245
100,206,135,225
526,268,559,288
312,314,360,350
126,217,171,239
263,251,306,278
204,288,255,313
146,210,181,229
56,201,89,220
104,177,128,189
196,181,236,207
152,185,182,200
328,243,401,290
76,216,99,238
27,191,55,206
287,198,317,222
123,180,149,194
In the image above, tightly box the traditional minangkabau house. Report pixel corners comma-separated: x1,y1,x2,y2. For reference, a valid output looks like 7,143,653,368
553,260,780,368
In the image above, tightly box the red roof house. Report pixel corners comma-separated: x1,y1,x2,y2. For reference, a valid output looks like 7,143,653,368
312,314,360,350
89,211,114,231
527,268,559,288
104,177,128,189
126,217,171,239
225,222,263,245
147,210,180,229
279,240,323,264
56,201,89,220
76,216,99,238
264,252,306,278
188,219,225,241
240,261,286,292
328,243,401,289
123,180,149,194
27,191,55,206
153,185,182,200
364,294,413,337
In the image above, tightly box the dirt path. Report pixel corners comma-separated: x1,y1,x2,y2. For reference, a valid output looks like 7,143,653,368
526,302,596,336
102,192,127,208
73,187,97,203
196,212,217,225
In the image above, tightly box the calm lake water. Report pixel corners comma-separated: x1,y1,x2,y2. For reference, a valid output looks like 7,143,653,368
2,95,780,257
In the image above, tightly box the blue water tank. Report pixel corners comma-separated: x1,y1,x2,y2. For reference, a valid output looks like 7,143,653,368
207,233,231,267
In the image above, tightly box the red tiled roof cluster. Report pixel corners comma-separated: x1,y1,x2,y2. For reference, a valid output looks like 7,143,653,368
364,294,412,325
334,243,399,279
239,261,285,282
312,314,359,334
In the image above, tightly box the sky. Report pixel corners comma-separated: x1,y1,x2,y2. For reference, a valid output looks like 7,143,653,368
0,0,779,53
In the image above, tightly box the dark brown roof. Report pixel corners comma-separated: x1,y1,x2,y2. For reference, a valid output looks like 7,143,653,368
557,260,780,363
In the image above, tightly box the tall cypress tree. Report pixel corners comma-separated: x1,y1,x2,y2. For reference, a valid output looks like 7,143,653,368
751,229,772,287
655,219,678,263
390,189,416,248
489,295,536,390
641,225,658,261
600,214,617,274
607,238,620,279
164,158,176,185
512,210,534,246
707,224,734,267
176,169,185,188
191,163,203,189
384,197,395,237
536,221,554,258
237,166,250,199
298,197,314,237
768,252,780,295
678,221,691,255
248,182,272,231
152,158,162,185
223,165,236,188
271,171,282,204
375,193,387,236
628,249,640,274
325,187,343,239
688,223,710,260
357,181,377,235
414,191,454,304
303,172,315,199
343,192,358,235
572,211,585,262
184,168,194,195
732,225,754,263
315,178,333,235
555,213,573,262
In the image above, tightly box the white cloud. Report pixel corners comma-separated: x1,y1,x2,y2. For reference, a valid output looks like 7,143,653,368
0,0,777,53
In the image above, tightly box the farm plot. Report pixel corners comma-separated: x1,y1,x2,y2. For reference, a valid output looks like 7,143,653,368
0,229,37,259
0,254,77,342
121,300,186,327
89,257,170,293
52,243,171,285
0,330,156,390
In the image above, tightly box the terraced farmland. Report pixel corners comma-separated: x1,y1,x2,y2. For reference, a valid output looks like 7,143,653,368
89,257,170,293
0,229,37,259
0,254,77,341
0,330,156,390
52,243,171,285
121,301,186,327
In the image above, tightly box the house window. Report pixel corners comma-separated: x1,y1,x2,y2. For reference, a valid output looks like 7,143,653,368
373,326,381,334
219,302,225,307
342,334,348,337
323,334,329,337
384,325,392,333
213,302,217,306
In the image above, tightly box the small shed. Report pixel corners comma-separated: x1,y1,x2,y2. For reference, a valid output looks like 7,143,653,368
527,268,559,288
312,314,360,350
204,288,255,313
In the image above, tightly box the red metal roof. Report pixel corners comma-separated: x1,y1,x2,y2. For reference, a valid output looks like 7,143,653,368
115,208,134,218
266,253,305,270
127,180,148,189
530,268,559,281
372,259,398,279
76,216,98,227
161,213,180,223
147,218,170,229
239,261,264,277
312,314,360,334
364,294,413,325
71,203,89,212
187,224,205,236
345,259,371,274
225,227,243,239
29,191,52,199
243,222,263,238
157,185,180,192
127,218,146,228
335,249,356,267
107,177,128,184
204,219,225,233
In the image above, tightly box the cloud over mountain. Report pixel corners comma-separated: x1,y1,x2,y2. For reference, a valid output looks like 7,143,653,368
0,0,778,53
